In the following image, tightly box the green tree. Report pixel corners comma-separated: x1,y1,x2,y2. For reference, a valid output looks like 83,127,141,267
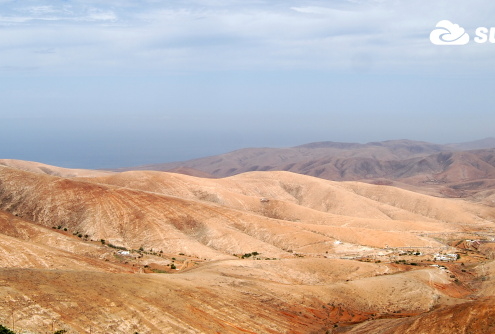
0,325,15,334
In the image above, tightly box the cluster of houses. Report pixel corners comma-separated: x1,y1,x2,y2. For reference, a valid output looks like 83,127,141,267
117,250,131,256
433,253,459,261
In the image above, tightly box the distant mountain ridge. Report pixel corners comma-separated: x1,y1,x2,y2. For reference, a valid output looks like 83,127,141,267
446,137,495,150
118,138,495,199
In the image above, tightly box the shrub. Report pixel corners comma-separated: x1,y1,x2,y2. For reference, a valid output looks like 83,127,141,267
171,264,176,270
107,243,127,251
0,325,15,334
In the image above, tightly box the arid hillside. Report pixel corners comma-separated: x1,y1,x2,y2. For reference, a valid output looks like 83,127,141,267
119,139,495,201
117,139,450,176
0,162,494,333
0,159,112,178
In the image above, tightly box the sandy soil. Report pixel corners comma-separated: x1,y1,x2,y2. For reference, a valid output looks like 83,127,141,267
0,163,494,333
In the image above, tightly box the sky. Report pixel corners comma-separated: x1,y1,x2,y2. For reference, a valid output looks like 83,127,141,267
1,0,494,168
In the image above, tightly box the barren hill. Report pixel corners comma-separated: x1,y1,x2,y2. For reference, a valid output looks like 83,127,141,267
0,162,495,333
120,139,449,176
119,139,495,200
0,159,113,178
0,210,132,273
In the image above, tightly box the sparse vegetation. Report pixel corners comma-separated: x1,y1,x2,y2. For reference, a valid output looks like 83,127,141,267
0,325,15,334
395,259,419,266
241,251,260,259
2,149,495,333
107,243,128,251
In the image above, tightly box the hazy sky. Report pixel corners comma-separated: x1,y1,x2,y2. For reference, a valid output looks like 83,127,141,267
1,0,494,168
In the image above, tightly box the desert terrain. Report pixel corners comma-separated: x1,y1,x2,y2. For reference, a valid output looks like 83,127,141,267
0,158,495,333
121,139,495,203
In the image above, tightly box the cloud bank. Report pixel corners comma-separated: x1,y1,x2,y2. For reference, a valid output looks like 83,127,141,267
0,0,493,75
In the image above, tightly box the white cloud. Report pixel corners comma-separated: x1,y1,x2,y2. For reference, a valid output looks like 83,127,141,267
0,0,494,74
0,15,31,23
0,3,117,24
83,8,117,22
290,6,348,15
27,6,60,15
